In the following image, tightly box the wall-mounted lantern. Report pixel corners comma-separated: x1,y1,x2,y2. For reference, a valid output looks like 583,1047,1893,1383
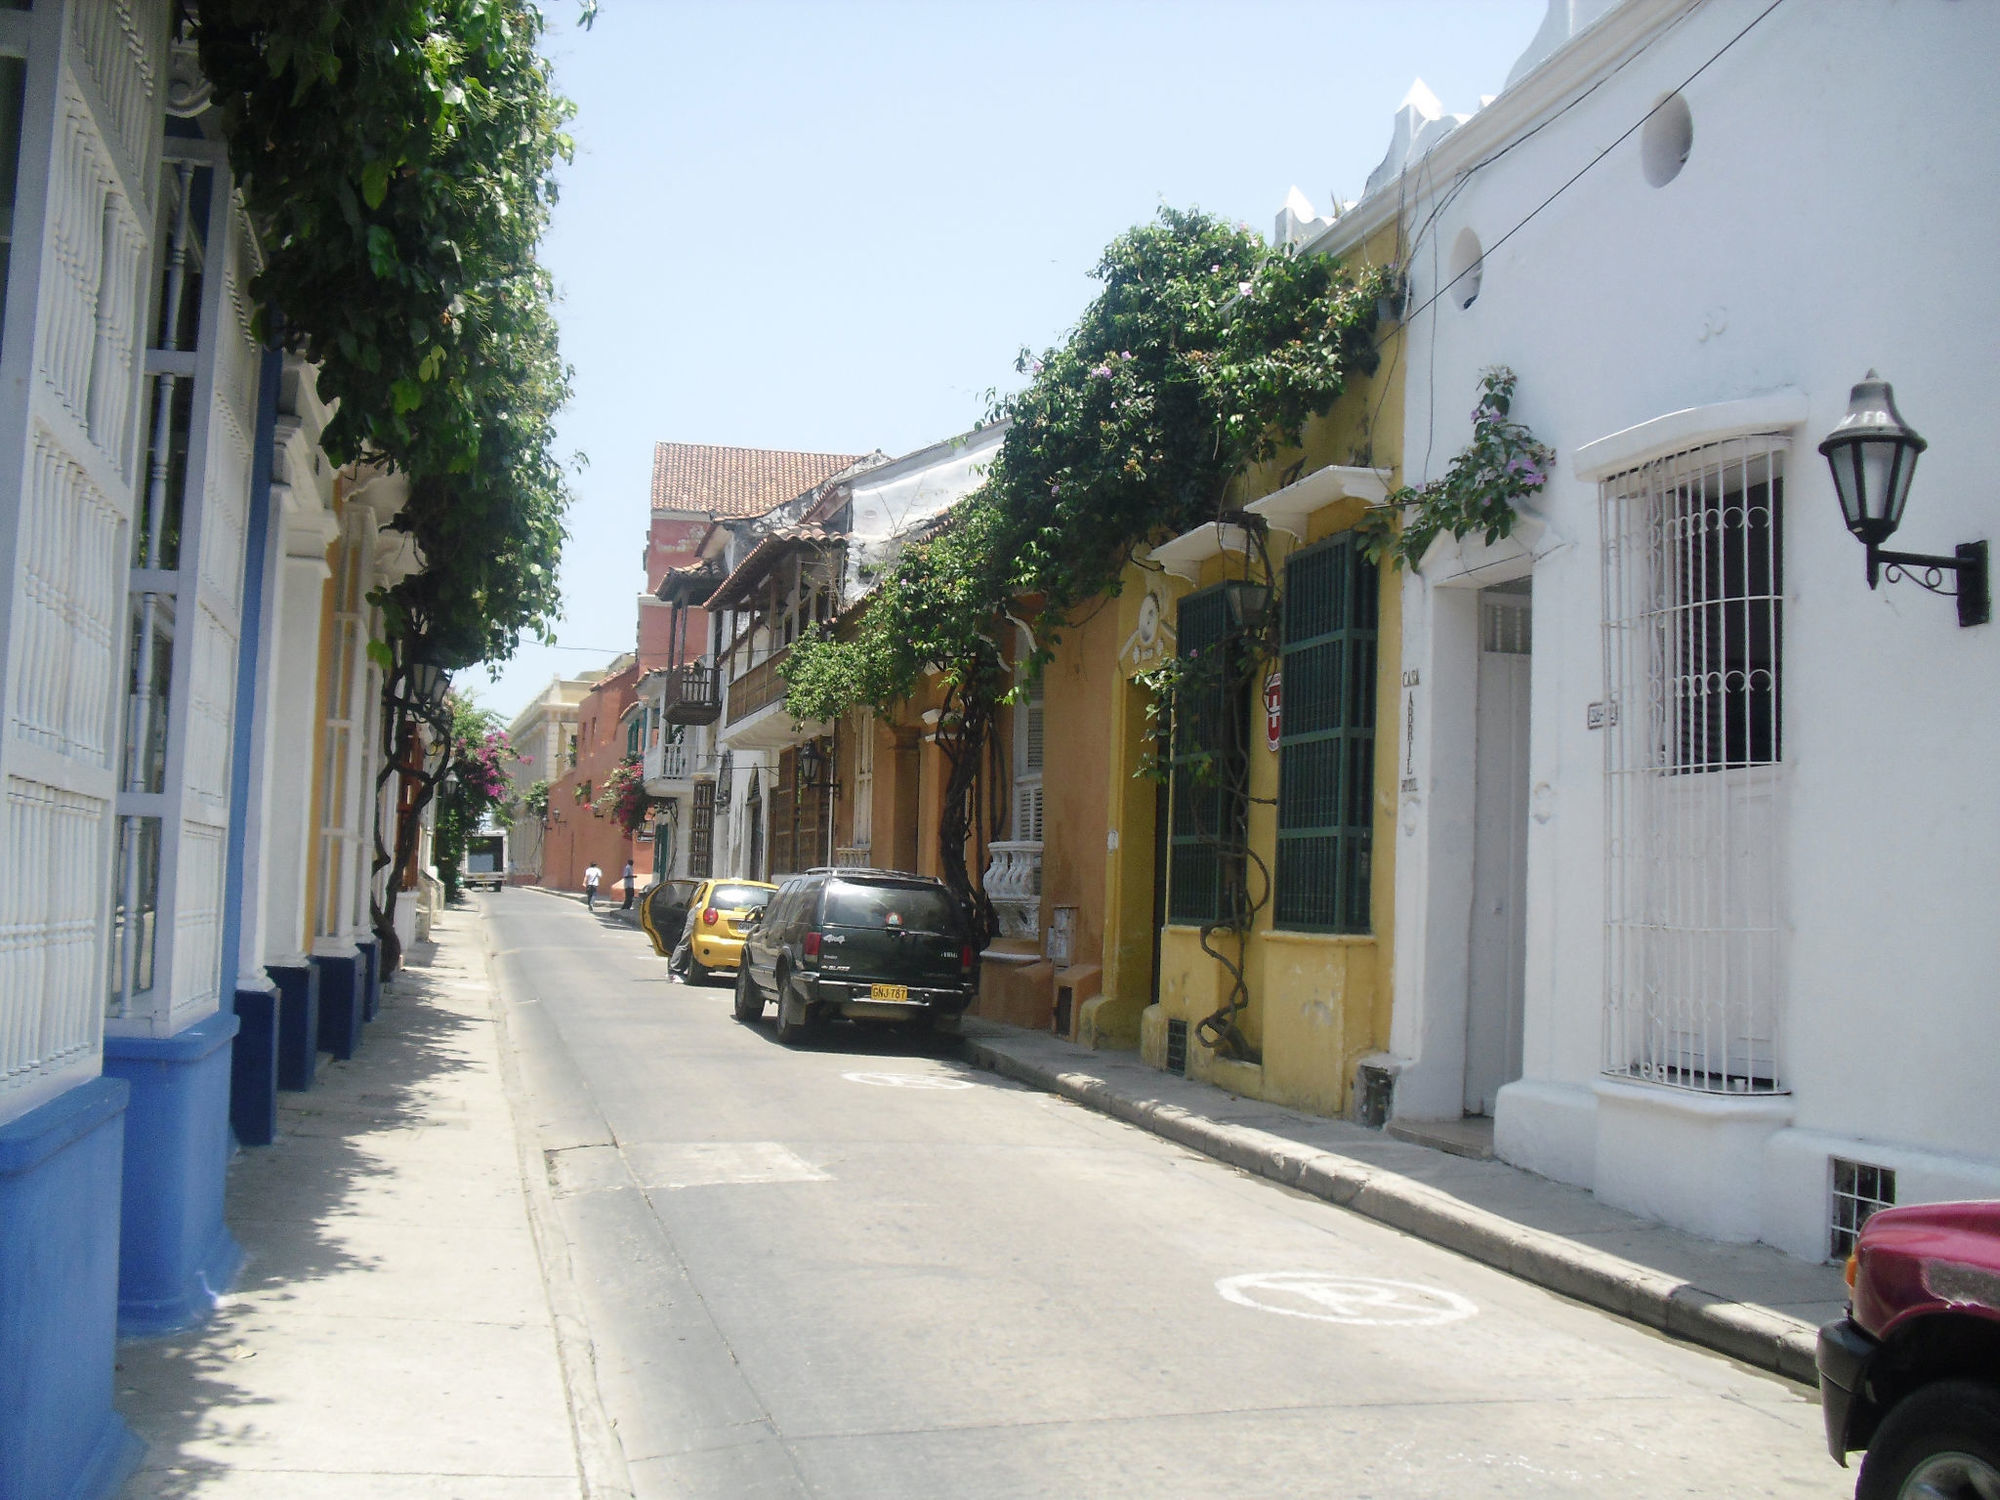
799,737,829,789
1819,371,1989,627
405,653,451,713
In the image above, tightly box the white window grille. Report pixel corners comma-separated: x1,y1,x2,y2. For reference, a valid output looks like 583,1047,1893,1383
1600,435,1786,1094
315,509,369,944
1012,637,1044,841
108,137,260,1033
850,718,873,850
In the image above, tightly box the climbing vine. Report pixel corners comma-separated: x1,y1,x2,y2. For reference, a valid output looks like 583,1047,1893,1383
595,758,654,835
1356,367,1554,568
783,207,1392,945
430,697,515,902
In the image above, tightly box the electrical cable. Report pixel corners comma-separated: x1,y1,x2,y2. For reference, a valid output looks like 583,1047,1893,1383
1390,0,1788,349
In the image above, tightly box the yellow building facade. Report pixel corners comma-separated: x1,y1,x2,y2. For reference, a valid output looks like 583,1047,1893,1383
1102,222,1408,1119
831,225,1407,1125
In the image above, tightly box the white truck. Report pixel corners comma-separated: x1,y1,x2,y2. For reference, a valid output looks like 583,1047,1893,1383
463,831,508,892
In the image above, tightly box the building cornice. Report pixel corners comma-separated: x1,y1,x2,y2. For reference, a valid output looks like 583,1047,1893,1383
1300,0,1701,264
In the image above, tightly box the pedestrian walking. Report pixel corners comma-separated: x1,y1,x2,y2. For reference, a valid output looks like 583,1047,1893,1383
619,859,637,911
583,861,602,911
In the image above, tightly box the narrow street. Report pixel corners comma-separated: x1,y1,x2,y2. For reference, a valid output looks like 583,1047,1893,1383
486,887,1846,1500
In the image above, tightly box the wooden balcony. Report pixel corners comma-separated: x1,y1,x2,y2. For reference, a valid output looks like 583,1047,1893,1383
726,646,791,727
660,661,721,725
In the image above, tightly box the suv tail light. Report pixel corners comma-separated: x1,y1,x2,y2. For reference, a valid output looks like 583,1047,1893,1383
960,943,975,971
701,906,719,926
803,931,822,959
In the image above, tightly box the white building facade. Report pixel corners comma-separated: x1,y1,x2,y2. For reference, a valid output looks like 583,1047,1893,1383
1338,0,2000,1260
0,10,436,1494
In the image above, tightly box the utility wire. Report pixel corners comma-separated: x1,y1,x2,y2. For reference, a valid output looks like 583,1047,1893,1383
1392,0,1790,344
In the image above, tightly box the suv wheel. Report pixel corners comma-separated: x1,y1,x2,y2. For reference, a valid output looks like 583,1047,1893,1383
774,968,809,1045
1858,1380,2000,1500
732,961,763,1023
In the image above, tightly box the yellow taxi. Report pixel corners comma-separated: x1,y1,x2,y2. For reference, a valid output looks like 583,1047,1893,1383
645,877,777,983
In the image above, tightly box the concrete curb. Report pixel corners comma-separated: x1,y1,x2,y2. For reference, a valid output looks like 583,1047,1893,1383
964,1041,1821,1386
482,920,638,1500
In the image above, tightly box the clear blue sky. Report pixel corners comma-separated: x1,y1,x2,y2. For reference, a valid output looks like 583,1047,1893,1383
482,0,1548,722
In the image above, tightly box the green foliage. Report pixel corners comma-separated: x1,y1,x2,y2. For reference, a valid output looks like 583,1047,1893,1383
521,778,551,819
433,694,514,900
782,207,1391,725
196,1,575,667
595,758,653,834
1356,367,1554,569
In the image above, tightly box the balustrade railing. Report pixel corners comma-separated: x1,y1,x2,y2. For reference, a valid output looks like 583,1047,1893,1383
643,735,693,787
982,839,1043,941
660,661,720,725
726,647,791,726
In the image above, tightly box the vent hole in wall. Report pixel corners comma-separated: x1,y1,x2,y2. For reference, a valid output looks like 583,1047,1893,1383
1642,93,1693,187
1448,227,1483,309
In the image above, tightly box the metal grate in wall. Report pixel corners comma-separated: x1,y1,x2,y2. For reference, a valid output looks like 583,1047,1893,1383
1165,1018,1188,1076
1829,1157,1895,1260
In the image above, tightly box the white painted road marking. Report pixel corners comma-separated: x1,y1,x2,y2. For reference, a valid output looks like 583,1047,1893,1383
630,1142,831,1190
841,1071,976,1090
1216,1272,1478,1326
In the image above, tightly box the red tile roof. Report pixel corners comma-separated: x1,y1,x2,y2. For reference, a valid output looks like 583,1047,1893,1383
651,442,864,518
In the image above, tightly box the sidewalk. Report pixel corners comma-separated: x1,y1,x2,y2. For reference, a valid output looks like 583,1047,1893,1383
959,1020,1844,1385
114,910,622,1498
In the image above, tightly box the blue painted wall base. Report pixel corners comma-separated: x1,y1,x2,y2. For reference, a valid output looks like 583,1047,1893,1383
230,985,279,1145
356,937,381,1022
103,1013,246,1336
314,951,363,1061
271,962,319,1091
0,1078,146,1500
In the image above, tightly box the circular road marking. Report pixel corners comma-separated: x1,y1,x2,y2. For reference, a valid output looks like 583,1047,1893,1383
1215,1272,1477,1327
841,1071,976,1091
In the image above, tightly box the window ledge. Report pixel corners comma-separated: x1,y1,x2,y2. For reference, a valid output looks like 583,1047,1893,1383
1260,928,1377,947
1592,1075,1794,1120
1148,521,1253,582
1572,390,1809,483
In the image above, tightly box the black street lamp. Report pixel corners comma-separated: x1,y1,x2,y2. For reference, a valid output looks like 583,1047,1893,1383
405,651,452,713
1820,371,1989,627
799,737,829,789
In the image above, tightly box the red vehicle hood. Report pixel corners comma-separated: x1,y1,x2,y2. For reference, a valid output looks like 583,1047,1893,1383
1853,1200,2000,1338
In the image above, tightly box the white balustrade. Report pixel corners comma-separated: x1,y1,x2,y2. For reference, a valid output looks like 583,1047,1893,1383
644,734,692,789
982,839,1043,941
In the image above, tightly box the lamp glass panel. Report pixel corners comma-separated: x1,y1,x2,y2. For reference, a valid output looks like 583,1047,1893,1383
1879,440,1917,532
1827,445,1860,531
1857,438,1909,530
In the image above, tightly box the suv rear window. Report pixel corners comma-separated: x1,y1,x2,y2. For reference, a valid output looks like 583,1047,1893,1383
822,881,960,933
708,884,772,911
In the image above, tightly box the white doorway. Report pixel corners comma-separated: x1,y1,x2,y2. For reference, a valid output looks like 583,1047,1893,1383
1464,581,1531,1116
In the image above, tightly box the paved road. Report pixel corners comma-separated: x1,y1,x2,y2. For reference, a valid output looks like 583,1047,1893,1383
482,887,1851,1499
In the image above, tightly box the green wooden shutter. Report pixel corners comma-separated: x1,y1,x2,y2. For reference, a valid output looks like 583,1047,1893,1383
1168,588,1241,926
1276,535,1378,932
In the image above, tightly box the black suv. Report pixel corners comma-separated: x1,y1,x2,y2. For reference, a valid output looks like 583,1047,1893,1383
733,869,977,1043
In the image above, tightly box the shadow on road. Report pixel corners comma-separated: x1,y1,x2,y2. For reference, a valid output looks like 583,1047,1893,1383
729,1009,973,1063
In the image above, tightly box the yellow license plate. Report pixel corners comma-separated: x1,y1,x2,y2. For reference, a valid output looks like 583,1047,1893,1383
869,983,909,1001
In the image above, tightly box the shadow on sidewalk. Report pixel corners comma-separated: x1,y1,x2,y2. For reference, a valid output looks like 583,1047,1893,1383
115,919,499,1493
